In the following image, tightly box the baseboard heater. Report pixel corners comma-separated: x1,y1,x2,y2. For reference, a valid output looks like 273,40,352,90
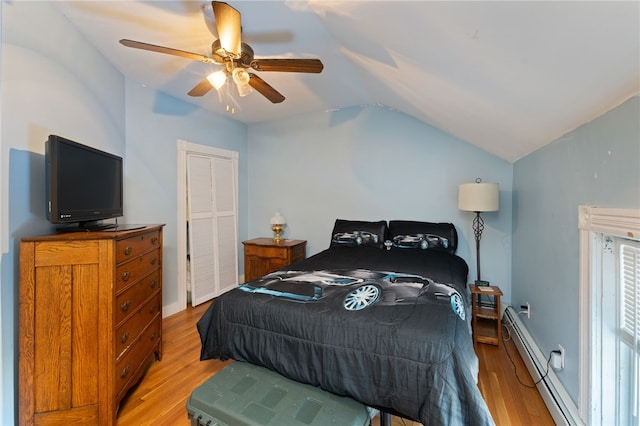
502,306,584,426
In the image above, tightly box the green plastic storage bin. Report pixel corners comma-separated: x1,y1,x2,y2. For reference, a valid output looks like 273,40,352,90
187,361,371,426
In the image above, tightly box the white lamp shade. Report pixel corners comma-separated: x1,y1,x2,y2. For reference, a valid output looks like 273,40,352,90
458,182,499,212
206,70,227,90
232,68,253,97
270,211,286,225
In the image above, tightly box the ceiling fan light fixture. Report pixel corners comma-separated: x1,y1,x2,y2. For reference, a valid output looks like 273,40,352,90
120,1,322,105
207,70,227,90
232,67,253,97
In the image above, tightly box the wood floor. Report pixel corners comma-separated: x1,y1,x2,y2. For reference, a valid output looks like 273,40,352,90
116,303,554,426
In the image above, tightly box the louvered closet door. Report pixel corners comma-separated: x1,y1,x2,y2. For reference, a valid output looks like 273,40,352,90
187,152,238,306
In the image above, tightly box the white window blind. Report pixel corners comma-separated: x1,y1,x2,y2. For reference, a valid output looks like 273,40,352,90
617,239,640,425
621,241,640,350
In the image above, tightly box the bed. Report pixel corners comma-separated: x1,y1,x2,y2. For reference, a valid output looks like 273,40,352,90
198,220,495,425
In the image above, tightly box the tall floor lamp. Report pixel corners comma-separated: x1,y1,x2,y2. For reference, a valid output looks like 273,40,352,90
458,178,499,285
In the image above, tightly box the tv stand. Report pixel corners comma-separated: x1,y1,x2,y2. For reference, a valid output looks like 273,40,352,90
86,223,117,231
55,223,145,233
56,221,116,233
109,224,146,232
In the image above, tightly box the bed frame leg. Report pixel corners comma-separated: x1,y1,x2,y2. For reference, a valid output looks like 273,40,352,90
380,411,391,426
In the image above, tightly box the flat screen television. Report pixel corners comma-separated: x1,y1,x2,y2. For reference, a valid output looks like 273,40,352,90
46,134,124,231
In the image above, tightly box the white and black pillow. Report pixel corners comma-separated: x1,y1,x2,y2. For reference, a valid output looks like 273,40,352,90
330,219,388,249
388,220,458,254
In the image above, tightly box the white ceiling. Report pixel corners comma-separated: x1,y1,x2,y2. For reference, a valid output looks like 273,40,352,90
56,1,640,163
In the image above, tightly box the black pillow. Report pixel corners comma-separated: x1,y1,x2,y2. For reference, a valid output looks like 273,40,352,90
330,219,388,249
388,220,458,254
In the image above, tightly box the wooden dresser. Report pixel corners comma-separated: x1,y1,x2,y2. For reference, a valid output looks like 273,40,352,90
243,238,306,282
19,224,164,425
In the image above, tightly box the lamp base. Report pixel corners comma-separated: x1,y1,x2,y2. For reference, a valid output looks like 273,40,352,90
475,280,490,287
271,224,284,244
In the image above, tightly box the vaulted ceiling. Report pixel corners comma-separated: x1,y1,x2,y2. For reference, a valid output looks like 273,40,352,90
56,1,639,163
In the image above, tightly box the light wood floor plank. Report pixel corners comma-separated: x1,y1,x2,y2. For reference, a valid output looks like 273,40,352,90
116,304,554,426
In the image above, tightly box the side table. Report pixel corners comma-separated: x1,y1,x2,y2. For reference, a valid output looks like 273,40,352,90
469,284,503,346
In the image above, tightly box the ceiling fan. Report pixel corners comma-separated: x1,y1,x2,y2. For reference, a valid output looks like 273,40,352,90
119,1,324,104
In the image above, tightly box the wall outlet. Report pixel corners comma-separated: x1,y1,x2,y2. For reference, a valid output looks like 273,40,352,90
552,345,565,369
520,302,530,319
525,302,530,319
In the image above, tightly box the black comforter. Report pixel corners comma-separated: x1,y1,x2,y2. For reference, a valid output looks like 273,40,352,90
198,246,495,425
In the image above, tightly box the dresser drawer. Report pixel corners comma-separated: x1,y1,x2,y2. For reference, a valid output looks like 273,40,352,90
116,230,161,265
115,317,161,397
115,249,161,293
245,245,288,259
115,270,161,326
115,292,161,360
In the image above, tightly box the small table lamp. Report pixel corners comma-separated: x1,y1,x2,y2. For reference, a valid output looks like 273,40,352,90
270,211,286,243
458,178,499,285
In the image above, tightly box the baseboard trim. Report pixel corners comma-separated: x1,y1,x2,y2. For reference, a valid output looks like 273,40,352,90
503,306,584,426
163,301,182,318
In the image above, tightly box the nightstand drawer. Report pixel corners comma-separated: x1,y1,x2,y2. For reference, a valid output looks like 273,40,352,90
243,238,307,282
245,244,287,259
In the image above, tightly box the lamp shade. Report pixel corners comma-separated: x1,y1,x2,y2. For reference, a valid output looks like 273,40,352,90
270,211,286,225
458,182,499,212
206,70,227,90
232,67,253,97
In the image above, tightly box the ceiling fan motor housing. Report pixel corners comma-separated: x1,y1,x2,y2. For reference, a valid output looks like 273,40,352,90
211,39,254,69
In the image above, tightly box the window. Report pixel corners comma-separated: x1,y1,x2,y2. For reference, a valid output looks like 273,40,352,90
618,240,639,425
621,241,640,351
579,206,640,425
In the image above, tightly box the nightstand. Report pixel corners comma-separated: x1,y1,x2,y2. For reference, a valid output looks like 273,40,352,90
242,238,307,282
469,284,503,346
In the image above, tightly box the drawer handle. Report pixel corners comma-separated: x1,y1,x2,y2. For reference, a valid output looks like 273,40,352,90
150,332,158,341
149,305,157,315
121,332,129,344
124,246,132,256
120,364,130,379
120,300,131,312
150,280,158,289
150,257,157,266
151,237,158,245
121,271,131,282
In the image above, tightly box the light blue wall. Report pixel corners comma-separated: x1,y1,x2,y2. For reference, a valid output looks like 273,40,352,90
123,80,248,312
247,105,513,297
512,95,640,405
1,3,125,423
0,2,247,424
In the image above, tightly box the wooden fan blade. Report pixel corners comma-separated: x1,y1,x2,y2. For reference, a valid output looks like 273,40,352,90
188,79,213,97
248,73,285,103
120,39,212,63
212,2,241,57
250,59,324,73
